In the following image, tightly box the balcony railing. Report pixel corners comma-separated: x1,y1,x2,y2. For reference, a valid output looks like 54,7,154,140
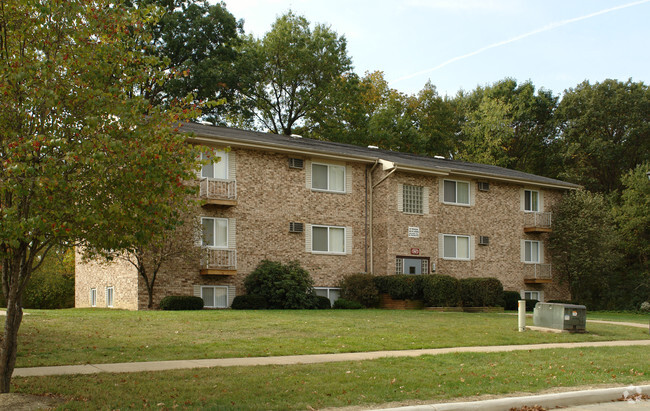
199,178,237,203
202,248,237,271
523,263,552,283
524,212,552,232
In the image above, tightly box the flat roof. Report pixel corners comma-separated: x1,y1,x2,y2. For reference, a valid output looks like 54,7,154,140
181,122,581,190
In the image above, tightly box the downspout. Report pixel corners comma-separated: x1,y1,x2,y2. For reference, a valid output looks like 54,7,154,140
367,160,379,274
369,162,397,275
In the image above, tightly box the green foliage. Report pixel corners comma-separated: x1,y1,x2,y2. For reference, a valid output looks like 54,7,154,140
243,260,315,309
373,275,424,300
332,298,364,309
525,299,539,312
230,294,269,310
459,278,504,307
549,191,622,309
314,295,333,309
339,274,380,308
421,275,461,307
159,296,204,310
503,291,521,311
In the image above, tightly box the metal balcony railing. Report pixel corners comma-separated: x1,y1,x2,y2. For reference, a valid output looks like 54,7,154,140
202,248,237,270
523,263,552,281
199,178,236,201
524,211,552,230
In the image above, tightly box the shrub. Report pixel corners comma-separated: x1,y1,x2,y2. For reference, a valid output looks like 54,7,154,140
525,299,539,312
548,299,580,305
373,275,424,300
421,275,460,307
333,298,364,309
231,294,268,310
244,260,315,309
459,277,504,307
339,273,380,307
159,296,204,310
313,295,332,309
503,291,521,310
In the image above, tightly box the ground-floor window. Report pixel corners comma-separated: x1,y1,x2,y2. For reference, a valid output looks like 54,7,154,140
90,288,96,307
201,286,228,308
105,286,114,308
523,290,542,301
395,257,430,275
314,287,341,307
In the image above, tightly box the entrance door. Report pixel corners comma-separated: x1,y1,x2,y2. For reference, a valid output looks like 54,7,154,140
403,258,422,275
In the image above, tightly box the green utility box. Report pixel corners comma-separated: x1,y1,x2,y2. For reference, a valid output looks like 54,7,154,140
533,302,587,333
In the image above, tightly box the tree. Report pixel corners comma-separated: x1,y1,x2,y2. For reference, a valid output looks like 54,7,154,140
548,191,621,308
555,79,650,193
0,0,201,392
237,11,353,135
412,81,460,159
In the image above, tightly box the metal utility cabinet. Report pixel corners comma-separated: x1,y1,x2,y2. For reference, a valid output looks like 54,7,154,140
533,302,587,333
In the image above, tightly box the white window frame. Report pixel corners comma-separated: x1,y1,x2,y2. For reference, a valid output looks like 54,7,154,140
523,290,541,301
201,285,229,308
443,179,470,206
105,286,114,308
442,234,471,260
90,288,96,307
311,162,346,193
314,287,341,306
524,189,540,212
311,225,346,254
201,149,228,180
402,184,424,214
201,217,229,249
524,240,541,263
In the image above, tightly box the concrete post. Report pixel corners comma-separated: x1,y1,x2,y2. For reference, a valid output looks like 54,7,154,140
518,300,526,332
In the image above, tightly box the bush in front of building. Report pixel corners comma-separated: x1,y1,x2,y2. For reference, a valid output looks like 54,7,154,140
459,277,504,307
313,295,333,309
503,291,522,310
159,296,204,310
231,294,269,310
244,260,315,309
525,299,539,312
339,273,380,308
332,298,364,309
373,275,424,300
421,274,460,307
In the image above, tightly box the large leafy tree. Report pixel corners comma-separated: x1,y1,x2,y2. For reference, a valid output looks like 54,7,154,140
412,81,460,159
238,11,353,135
0,0,200,391
555,79,650,193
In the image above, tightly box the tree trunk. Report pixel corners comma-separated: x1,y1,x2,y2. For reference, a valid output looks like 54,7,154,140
0,287,23,393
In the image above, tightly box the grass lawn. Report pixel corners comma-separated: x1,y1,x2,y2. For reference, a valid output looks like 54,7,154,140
12,346,650,410
586,311,650,324
10,309,650,367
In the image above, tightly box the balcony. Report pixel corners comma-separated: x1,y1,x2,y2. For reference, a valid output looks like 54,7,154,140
199,178,237,206
523,263,552,284
200,248,237,275
523,212,552,233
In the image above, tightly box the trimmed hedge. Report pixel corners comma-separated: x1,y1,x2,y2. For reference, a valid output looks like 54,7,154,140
503,291,521,310
373,275,424,300
459,277,504,307
339,273,380,307
244,260,315,309
333,298,364,309
526,299,539,312
313,295,332,309
159,296,204,310
231,294,268,310
422,275,460,307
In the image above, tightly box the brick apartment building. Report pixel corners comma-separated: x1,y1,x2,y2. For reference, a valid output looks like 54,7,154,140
75,123,579,309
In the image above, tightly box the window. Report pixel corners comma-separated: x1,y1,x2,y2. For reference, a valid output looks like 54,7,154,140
524,190,539,212
106,286,114,308
312,225,345,254
311,163,345,192
402,185,423,214
442,234,470,260
314,287,341,307
524,240,540,263
201,150,228,179
443,180,470,205
524,291,541,301
90,288,96,307
395,257,429,275
201,217,228,248
201,286,228,308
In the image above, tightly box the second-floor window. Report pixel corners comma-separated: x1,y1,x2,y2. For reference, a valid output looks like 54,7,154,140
524,240,540,263
402,185,424,214
201,150,228,179
202,217,228,248
524,190,539,212
312,163,345,193
312,225,346,254
443,180,470,205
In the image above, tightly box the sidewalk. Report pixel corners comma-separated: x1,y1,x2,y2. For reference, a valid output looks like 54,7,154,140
13,339,650,377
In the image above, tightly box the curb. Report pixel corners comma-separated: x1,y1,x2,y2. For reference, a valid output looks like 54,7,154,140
373,385,650,411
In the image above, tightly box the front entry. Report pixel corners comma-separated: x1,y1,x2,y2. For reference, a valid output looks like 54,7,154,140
396,257,430,275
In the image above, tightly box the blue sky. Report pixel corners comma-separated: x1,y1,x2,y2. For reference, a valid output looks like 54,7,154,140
220,0,650,97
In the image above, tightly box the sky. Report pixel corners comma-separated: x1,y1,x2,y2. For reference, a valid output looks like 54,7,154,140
219,0,650,97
